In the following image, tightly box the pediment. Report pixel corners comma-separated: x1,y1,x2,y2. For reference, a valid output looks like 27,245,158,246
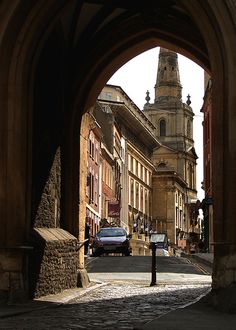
187,146,198,159
152,144,177,156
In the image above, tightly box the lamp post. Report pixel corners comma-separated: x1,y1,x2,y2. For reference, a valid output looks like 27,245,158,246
150,233,159,286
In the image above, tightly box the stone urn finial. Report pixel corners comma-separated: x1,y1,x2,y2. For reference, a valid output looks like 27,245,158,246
145,90,150,104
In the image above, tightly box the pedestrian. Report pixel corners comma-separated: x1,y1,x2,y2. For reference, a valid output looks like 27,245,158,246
198,239,204,252
190,242,196,254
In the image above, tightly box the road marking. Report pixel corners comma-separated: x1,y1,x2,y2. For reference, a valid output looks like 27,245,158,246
186,257,211,275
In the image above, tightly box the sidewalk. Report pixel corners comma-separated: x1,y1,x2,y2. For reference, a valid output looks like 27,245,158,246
0,281,105,319
136,297,236,330
137,253,236,330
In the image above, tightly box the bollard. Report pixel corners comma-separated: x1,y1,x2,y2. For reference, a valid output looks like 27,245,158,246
150,242,157,286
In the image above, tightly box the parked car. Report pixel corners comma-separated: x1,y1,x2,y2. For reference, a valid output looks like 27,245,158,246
91,227,132,257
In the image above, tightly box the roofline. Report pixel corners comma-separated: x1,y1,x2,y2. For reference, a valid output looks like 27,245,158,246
104,84,156,130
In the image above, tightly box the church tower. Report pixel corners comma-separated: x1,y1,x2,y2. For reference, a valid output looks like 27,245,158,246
144,47,194,153
154,48,182,103
144,48,199,246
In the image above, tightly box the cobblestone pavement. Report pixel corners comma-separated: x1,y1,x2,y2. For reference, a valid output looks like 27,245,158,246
0,281,211,330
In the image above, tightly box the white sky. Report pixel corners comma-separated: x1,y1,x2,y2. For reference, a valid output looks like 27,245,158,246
107,47,204,200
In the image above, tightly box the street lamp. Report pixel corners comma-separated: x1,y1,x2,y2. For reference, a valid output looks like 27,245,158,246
150,233,160,286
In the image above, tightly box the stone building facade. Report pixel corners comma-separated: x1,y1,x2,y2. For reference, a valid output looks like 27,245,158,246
100,143,114,223
96,85,159,254
201,73,214,253
85,121,102,237
93,96,123,228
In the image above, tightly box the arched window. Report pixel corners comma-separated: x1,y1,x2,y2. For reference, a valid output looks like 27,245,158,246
160,119,166,136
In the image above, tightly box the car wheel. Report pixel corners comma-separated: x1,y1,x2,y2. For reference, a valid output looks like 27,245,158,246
123,249,131,256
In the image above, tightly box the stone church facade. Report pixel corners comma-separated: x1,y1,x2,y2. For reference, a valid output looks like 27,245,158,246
143,48,198,246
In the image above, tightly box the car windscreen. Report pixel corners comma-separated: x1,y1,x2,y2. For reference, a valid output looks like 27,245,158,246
97,229,126,237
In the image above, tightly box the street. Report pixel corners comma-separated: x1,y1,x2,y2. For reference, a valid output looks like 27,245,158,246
86,254,211,284
0,255,211,329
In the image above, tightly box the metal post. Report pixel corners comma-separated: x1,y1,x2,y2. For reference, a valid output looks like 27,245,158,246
150,242,157,286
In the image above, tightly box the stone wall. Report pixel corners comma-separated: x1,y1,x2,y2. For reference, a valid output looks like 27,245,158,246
29,228,81,298
130,233,151,256
33,148,61,228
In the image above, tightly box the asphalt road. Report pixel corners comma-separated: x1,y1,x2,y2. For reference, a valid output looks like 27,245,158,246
86,255,212,284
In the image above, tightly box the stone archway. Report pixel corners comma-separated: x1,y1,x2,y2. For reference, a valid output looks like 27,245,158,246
0,1,236,306
71,2,236,299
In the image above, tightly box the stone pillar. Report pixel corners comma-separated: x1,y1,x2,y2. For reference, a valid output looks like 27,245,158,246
209,17,236,311
33,147,61,228
78,112,93,269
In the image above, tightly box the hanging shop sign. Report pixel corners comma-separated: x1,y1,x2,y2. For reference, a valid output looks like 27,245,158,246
108,200,120,217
